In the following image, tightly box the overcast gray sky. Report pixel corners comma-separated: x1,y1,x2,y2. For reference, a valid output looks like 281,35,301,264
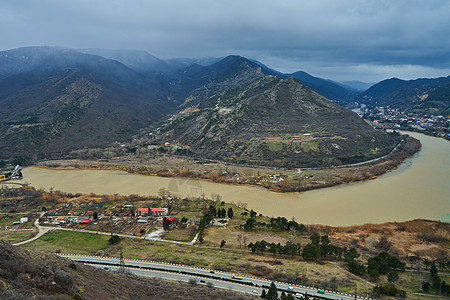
1,0,449,82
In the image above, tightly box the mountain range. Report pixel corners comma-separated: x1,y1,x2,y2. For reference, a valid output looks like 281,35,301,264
356,77,450,115
0,46,443,166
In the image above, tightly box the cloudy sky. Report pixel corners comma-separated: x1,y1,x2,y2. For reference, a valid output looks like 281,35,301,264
1,0,449,82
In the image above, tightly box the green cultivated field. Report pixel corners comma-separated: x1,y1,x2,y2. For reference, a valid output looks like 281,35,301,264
21,230,110,254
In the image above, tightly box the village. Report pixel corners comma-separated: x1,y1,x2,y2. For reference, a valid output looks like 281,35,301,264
0,187,225,243
36,197,208,240
361,106,450,140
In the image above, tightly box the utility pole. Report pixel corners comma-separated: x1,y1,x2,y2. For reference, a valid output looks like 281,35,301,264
119,248,125,273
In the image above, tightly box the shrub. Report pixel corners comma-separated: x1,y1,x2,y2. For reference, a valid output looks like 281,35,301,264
73,293,83,300
54,269,73,286
373,283,406,298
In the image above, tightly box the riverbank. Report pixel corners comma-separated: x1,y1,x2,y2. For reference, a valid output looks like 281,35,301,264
36,134,421,193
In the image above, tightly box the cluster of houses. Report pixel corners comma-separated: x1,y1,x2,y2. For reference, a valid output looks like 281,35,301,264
40,203,178,228
3,214,29,227
362,106,449,139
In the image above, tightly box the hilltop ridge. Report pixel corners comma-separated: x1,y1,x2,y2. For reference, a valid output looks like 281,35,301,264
140,58,400,168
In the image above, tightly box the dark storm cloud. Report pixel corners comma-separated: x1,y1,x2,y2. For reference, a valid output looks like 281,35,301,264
1,0,449,81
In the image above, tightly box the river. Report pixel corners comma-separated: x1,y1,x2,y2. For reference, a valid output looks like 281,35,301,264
14,132,450,226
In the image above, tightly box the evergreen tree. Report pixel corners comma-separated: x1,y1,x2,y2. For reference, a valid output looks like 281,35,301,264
441,281,449,295
302,243,320,261
209,205,217,217
310,232,320,245
227,207,234,218
261,289,267,299
267,281,278,300
387,272,399,287
430,262,441,290
244,217,256,230
163,217,171,230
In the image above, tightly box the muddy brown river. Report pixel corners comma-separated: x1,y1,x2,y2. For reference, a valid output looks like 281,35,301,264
15,132,450,226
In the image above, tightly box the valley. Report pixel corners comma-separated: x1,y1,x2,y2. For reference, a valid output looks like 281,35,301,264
0,46,448,299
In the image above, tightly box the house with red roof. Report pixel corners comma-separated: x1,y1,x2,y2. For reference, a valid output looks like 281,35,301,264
151,207,168,216
165,217,178,227
136,207,149,216
56,216,66,224
79,219,91,225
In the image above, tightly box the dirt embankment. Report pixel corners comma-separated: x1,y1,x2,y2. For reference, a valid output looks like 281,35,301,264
308,219,449,261
0,241,252,300
36,135,421,193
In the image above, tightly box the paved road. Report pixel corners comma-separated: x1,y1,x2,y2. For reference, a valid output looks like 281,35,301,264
61,255,363,300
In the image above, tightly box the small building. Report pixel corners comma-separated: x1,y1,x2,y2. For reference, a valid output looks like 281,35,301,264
20,217,29,223
79,219,91,225
151,208,168,216
136,208,149,216
137,219,148,223
56,216,66,224
68,210,74,215
187,217,200,224
165,217,178,227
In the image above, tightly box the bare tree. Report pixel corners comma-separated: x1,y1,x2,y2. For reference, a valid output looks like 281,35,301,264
289,227,298,243
237,234,242,248
211,193,222,203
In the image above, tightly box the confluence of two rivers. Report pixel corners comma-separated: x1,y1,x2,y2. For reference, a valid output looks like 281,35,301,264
18,132,450,226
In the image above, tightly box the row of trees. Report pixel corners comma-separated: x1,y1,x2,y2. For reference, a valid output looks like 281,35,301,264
248,233,361,264
208,205,233,218
242,216,304,232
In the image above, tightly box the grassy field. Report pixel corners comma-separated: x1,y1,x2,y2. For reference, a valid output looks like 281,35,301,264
21,230,110,255
162,227,196,242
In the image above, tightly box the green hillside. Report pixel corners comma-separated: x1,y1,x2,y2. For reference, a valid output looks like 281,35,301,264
143,59,400,168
